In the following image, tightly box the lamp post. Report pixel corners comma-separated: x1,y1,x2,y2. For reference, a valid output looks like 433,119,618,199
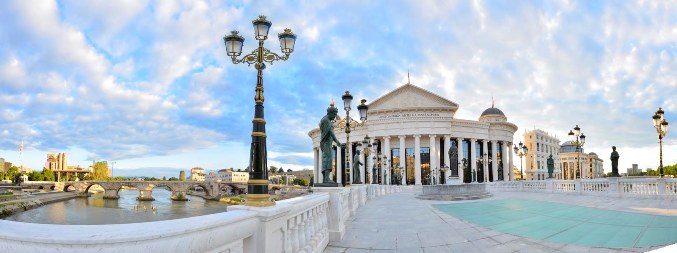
653,107,669,178
363,135,372,184
336,93,369,187
224,16,297,207
568,125,586,180
513,142,528,180
372,155,378,184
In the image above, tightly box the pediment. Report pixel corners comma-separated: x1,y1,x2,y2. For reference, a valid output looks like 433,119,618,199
368,83,459,112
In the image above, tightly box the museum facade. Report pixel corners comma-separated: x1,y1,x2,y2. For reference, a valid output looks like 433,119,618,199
308,83,519,185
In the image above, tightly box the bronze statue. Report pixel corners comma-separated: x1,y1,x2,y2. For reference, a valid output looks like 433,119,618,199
448,144,459,177
352,149,363,184
319,102,343,185
610,146,620,177
547,154,554,178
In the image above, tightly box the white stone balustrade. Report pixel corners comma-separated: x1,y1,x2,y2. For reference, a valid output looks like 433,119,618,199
489,178,677,198
0,184,403,253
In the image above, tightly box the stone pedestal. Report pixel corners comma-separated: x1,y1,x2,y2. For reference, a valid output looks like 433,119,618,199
171,191,188,201
446,177,463,185
314,182,339,187
312,187,349,242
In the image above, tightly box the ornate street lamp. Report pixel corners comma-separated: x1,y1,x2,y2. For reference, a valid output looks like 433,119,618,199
653,107,669,178
568,125,586,180
336,93,369,187
363,135,372,184
372,155,378,184
513,142,528,180
223,16,296,207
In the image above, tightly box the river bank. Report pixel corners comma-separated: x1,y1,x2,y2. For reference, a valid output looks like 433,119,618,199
0,192,78,218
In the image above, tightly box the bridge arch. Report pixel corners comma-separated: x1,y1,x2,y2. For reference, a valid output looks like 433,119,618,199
64,184,76,192
84,183,105,194
189,183,212,198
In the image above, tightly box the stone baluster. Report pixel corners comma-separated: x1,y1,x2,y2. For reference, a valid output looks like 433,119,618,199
290,216,299,253
297,213,306,251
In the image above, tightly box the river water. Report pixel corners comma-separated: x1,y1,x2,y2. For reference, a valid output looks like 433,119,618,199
4,188,229,225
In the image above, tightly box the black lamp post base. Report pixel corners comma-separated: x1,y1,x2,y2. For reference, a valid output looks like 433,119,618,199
314,182,340,187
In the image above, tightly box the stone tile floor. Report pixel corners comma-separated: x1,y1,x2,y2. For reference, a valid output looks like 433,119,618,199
323,191,677,253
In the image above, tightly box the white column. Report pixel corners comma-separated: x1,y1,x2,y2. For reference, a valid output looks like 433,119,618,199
314,147,319,184
399,135,406,185
444,135,451,169
318,147,325,183
384,136,391,185
359,144,365,184
456,138,464,181
470,138,476,182
491,142,498,182
508,142,515,181
414,134,421,185
502,143,509,181
482,140,489,182
429,135,436,185
336,145,342,184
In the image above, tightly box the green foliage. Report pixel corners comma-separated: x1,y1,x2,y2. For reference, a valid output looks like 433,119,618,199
269,166,278,174
91,161,109,180
168,177,179,181
42,168,55,182
143,177,160,181
292,178,309,186
179,170,186,181
27,171,44,181
279,178,285,185
5,166,19,181
287,169,292,173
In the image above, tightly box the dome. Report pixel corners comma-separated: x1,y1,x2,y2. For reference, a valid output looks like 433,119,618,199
481,107,505,116
561,140,575,146
589,152,597,156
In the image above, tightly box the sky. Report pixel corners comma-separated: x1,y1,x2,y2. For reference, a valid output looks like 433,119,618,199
0,0,675,179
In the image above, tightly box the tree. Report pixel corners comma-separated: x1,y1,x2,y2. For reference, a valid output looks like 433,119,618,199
237,169,242,172
168,177,179,181
28,171,44,181
6,166,19,180
91,161,110,180
269,166,278,174
42,168,55,182
293,178,309,186
179,170,186,181
162,176,167,181
287,169,292,173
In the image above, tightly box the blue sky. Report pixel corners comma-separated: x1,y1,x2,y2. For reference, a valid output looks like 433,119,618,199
0,0,675,178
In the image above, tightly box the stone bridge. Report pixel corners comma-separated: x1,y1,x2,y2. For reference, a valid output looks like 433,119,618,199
22,181,249,201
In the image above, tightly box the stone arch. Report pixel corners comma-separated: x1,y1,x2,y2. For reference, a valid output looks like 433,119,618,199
84,183,105,194
64,184,76,192
50,186,55,190
115,183,139,195
38,186,44,189
150,183,175,193
190,183,212,197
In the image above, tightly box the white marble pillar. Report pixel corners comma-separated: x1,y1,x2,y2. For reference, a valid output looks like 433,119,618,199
470,139,477,182
482,140,489,182
456,137,464,180
444,135,451,169
336,145,342,184
429,135,437,184
399,135,406,185
508,142,515,181
314,147,320,184
491,142,498,182
359,144,365,184
414,134,422,185
502,142,509,181
384,136,391,185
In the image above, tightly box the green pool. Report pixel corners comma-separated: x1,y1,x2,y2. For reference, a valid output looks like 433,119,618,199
434,199,677,248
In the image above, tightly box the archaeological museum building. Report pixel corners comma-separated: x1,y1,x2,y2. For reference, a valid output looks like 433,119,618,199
308,83,519,185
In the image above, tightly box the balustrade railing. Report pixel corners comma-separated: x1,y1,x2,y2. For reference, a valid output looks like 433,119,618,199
489,178,677,198
0,184,403,253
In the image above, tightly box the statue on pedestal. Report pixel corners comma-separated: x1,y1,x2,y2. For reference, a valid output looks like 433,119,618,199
610,146,620,177
547,154,554,178
318,102,343,186
352,150,363,184
448,144,459,177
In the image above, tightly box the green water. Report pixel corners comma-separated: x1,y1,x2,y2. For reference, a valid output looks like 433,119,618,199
435,199,677,248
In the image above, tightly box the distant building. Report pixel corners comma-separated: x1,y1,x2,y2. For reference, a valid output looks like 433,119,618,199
523,129,562,180
0,157,5,172
587,153,604,178
4,161,13,172
558,141,605,179
205,169,248,183
290,169,314,182
45,153,92,181
190,167,205,181
269,174,296,185
627,164,642,175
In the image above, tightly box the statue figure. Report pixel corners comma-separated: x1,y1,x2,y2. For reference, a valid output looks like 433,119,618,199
448,144,459,177
319,102,343,185
352,150,363,184
547,154,555,178
610,146,620,177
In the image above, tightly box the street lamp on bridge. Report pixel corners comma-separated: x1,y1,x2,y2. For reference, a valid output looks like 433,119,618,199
223,16,297,207
513,142,528,180
652,107,669,178
568,125,586,179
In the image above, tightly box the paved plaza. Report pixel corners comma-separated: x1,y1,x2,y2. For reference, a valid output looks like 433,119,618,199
324,191,677,253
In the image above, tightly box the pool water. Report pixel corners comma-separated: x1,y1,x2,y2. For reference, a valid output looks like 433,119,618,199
434,199,677,248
